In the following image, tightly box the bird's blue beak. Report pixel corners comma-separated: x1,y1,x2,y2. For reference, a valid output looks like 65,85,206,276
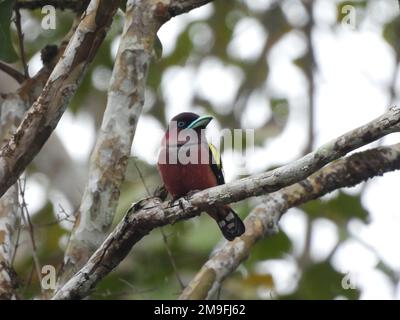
187,115,213,129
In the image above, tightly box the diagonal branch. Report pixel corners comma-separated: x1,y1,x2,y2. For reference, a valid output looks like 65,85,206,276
0,61,26,84
14,6,29,79
58,0,162,285
0,0,120,199
179,143,400,299
168,0,213,16
53,107,400,300
0,26,74,301
57,0,216,286
15,0,90,11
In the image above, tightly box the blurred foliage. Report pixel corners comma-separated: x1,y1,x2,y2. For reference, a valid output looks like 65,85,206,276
302,192,369,226
1,0,399,300
0,0,18,62
284,261,360,300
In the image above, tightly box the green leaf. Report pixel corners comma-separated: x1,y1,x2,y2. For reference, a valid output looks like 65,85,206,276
302,192,369,225
0,0,18,62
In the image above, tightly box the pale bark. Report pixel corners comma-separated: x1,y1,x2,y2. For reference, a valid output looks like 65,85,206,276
179,143,400,299
58,0,215,286
0,0,120,198
53,107,400,300
16,0,90,11
0,96,25,299
0,29,73,300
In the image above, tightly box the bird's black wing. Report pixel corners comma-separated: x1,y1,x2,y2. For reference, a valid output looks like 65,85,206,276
208,143,225,185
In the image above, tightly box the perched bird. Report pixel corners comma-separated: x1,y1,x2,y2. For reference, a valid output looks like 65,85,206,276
157,112,245,241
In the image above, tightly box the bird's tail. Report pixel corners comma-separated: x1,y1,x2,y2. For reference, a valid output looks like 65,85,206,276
207,205,245,241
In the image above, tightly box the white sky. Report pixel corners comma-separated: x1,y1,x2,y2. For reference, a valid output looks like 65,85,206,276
24,0,400,299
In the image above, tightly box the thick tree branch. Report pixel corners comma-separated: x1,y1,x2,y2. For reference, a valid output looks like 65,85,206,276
168,0,213,16
179,143,400,299
0,39,69,301
58,0,162,285
0,91,26,301
0,0,120,198
0,185,20,300
53,107,400,300
14,6,29,79
15,0,90,11
0,62,26,84
57,0,216,286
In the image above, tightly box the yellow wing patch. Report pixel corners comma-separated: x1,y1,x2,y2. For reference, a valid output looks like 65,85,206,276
208,143,225,185
209,143,222,169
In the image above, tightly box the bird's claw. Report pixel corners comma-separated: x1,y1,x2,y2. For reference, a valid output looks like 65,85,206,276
167,198,177,208
167,198,186,211
184,189,201,200
165,190,200,210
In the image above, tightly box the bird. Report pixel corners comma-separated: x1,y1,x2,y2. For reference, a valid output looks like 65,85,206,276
157,112,245,241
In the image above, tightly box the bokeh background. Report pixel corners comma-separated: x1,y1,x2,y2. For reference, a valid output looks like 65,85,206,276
1,0,400,299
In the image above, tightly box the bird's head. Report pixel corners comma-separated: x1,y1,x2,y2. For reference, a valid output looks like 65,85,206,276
164,112,213,145
170,112,213,131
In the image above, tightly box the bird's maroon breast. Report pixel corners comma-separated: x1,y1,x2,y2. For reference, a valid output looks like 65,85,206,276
157,143,217,199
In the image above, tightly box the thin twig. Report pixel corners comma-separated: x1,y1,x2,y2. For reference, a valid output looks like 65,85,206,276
303,0,316,155
298,218,313,268
299,1,316,265
132,159,151,195
0,61,26,84
160,227,185,290
14,7,29,79
33,205,74,228
10,216,22,265
18,177,43,296
23,263,35,296
15,0,90,11
133,158,185,290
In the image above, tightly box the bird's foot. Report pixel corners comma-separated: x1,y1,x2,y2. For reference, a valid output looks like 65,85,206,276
166,190,200,210
167,198,186,211
153,185,168,201
167,198,178,208
184,189,201,200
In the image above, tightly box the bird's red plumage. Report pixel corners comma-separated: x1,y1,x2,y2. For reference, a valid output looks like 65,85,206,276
157,141,218,198
157,112,245,241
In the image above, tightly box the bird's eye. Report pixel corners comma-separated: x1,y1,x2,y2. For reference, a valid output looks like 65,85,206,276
177,121,185,128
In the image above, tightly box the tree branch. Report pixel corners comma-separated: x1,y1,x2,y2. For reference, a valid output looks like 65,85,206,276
0,184,20,299
0,22,76,299
0,61,26,84
58,0,162,285
0,85,27,301
0,0,120,199
15,0,90,12
53,107,400,300
57,0,216,287
179,143,400,299
14,6,29,79
168,0,213,17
